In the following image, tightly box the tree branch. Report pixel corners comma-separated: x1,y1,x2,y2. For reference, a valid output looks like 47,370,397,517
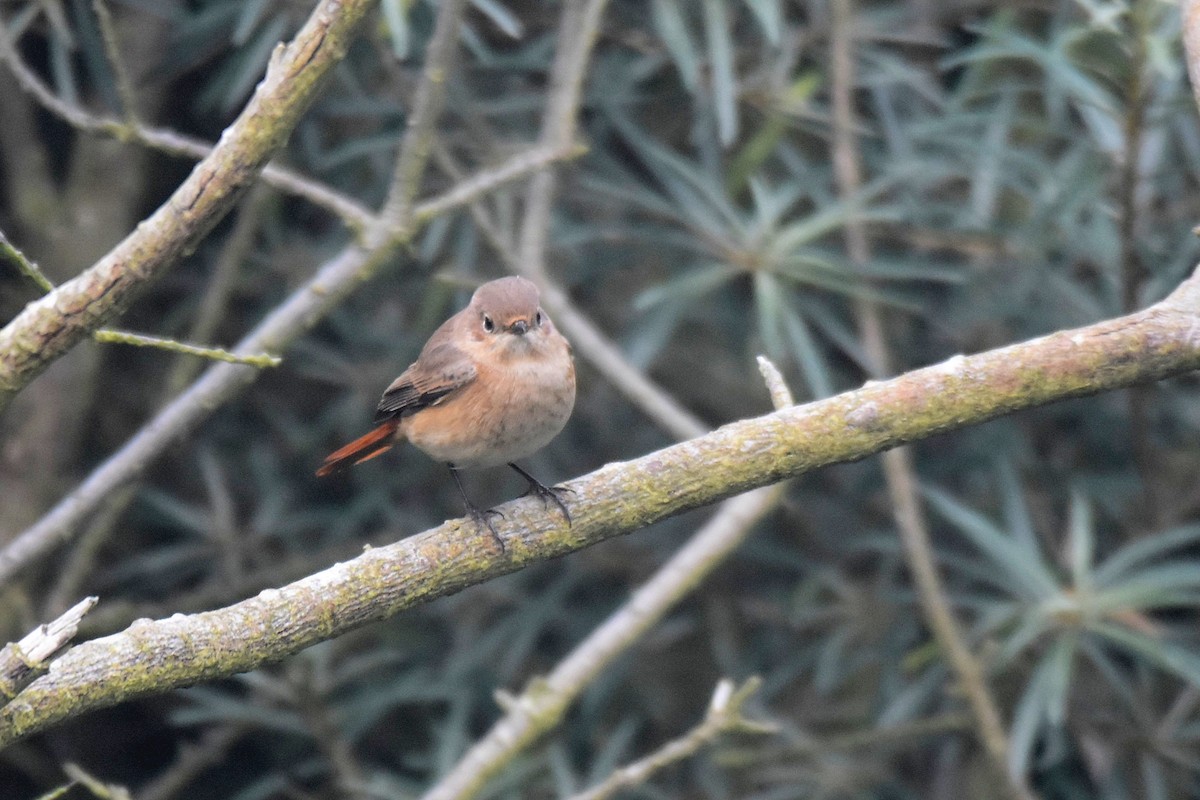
0,0,377,409
0,597,96,701
378,0,470,227
2,270,1198,747
566,679,774,800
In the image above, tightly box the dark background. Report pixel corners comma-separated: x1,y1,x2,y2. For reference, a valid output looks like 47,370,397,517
2,1,1200,798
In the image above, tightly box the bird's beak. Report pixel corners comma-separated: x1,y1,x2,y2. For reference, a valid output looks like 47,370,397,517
509,319,529,336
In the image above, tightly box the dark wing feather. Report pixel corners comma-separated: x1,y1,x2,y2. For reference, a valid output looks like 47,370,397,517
374,339,477,422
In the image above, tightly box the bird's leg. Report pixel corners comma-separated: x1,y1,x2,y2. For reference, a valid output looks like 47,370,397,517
508,462,572,525
449,465,505,551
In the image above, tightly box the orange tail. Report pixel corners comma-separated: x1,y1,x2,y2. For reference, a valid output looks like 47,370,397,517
316,421,400,477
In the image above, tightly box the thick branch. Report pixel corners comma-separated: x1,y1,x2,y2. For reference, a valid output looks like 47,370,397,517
0,0,376,410
1,271,1198,747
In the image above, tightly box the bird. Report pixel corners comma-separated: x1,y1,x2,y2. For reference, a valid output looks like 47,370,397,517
316,276,576,548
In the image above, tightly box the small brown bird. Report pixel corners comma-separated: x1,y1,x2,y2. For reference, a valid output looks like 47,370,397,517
317,276,576,545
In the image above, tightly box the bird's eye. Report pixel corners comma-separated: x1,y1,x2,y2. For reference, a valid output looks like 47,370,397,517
482,315,495,332
535,310,544,326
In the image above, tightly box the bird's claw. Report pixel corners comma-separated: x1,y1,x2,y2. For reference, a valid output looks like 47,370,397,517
465,505,506,552
521,481,573,525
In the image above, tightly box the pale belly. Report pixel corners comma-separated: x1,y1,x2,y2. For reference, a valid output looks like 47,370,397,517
401,354,576,469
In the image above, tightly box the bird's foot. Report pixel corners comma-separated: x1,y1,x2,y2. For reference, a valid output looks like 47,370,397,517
520,480,573,525
465,504,506,552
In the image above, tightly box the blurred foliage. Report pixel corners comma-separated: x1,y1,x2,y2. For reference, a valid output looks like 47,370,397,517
2,0,1200,799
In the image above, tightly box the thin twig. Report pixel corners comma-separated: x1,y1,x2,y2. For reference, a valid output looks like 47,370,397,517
136,724,247,800
828,2,1032,798
0,12,374,231
516,0,611,276
718,713,972,768
164,184,271,397
45,485,136,618
413,142,587,224
93,330,281,368
290,662,370,798
502,0,708,441
91,0,140,122
62,763,131,800
1120,7,1158,530
756,355,796,409
0,229,54,293
0,236,272,367
378,0,471,228
566,679,775,800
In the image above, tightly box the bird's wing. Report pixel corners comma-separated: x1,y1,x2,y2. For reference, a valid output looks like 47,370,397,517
374,339,477,422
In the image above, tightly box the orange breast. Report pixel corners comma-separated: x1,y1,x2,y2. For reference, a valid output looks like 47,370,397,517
401,340,575,469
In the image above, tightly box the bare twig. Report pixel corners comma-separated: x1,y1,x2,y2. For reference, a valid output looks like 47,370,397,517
164,184,271,396
137,724,247,800
379,0,471,228
93,330,280,368
718,713,972,767
0,597,97,701
1,234,274,367
567,679,775,800
63,762,132,800
1,269,1200,745
828,2,1031,798
46,485,136,618
289,662,370,798
414,142,587,224
0,229,53,293
538,285,710,439
516,0,611,277
92,0,141,122
756,355,796,410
